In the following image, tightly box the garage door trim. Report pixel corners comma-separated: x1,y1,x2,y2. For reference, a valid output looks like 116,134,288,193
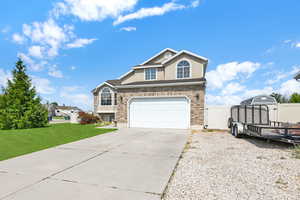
127,96,191,128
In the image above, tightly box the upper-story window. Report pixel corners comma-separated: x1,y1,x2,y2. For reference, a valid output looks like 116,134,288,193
101,87,112,105
177,60,190,78
145,68,156,80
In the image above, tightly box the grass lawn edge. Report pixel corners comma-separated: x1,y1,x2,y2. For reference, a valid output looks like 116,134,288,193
0,123,117,162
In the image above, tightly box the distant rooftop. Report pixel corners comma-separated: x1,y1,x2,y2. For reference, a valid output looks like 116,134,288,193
56,106,82,111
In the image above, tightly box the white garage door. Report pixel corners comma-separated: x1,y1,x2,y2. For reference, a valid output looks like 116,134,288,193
129,97,190,129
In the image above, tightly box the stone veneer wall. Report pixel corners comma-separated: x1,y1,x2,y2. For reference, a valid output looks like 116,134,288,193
116,85,205,127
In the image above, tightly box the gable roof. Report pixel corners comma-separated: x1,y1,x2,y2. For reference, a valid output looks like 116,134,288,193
118,69,134,79
106,79,122,86
162,50,208,65
116,78,206,88
119,48,207,78
91,80,120,93
140,48,178,65
92,48,209,93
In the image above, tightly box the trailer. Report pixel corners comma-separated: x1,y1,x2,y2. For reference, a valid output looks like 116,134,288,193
228,104,300,145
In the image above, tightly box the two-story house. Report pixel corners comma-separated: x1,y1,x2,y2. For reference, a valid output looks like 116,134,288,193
92,48,208,129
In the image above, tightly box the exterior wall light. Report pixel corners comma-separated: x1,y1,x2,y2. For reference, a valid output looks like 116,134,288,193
195,94,200,101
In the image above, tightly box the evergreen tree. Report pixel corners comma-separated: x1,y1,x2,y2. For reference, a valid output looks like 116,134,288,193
0,59,48,129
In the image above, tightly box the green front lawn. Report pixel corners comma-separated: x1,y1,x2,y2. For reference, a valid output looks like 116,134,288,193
0,123,116,161
52,116,66,120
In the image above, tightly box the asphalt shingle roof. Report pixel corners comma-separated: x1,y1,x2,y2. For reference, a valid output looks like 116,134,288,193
122,78,206,85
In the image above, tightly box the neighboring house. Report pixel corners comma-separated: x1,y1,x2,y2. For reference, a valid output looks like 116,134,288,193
44,103,56,117
92,48,208,129
55,106,82,117
295,71,300,80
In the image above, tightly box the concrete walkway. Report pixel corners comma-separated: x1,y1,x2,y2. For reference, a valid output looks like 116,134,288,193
0,128,188,200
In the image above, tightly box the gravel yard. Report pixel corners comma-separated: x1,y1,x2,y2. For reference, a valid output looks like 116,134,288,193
163,130,300,200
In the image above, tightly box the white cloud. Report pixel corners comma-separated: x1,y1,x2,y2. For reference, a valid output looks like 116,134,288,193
113,1,186,25
53,0,138,21
18,53,45,71
191,0,200,8
19,17,96,57
70,66,76,70
66,38,97,48
221,82,245,95
52,0,199,25
291,65,300,74
28,45,44,58
31,76,55,94
264,47,275,54
294,42,300,48
22,18,75,58
266,65,300,85
62,86,81,92
12,33,26,44
1,70,56,95
60,86,92,109
279,79,300,96
266,73,287,85
0,68,12,88
206,61,261,89
48,65,63,78
243,87,274,98
207,86,275,105
206,94,242,105
206,61,300,106
120,26,136,32
1,26,11,34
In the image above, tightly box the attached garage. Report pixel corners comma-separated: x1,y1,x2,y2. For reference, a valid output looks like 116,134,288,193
128,97,190,129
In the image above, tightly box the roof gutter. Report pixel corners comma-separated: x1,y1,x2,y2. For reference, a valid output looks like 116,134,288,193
133,64,163,69
116,81,206,89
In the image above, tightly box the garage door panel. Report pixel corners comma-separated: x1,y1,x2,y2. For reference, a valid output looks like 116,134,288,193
129,97,189,129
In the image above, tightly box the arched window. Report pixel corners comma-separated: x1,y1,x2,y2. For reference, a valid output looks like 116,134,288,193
101,87,112,105
177,60,190,78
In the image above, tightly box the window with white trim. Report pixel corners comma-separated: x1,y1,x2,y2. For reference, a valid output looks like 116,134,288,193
145,68,156,80
177,60,190,78
101,87,112,105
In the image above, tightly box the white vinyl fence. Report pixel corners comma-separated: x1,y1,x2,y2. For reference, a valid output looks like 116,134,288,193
204,106,231,129
204,104,300,130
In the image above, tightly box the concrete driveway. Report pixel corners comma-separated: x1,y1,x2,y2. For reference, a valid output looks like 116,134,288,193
0,128,188,200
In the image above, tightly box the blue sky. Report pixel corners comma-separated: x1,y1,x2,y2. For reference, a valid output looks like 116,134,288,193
0,0,300,110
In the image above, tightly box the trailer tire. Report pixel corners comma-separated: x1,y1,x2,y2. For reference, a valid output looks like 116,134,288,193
228,118,233,128
233,125,241,138
230,125,235,136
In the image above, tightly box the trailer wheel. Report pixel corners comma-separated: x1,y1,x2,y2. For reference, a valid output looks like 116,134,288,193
233,125,241,138
228,118,233,128
230,125,235,136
